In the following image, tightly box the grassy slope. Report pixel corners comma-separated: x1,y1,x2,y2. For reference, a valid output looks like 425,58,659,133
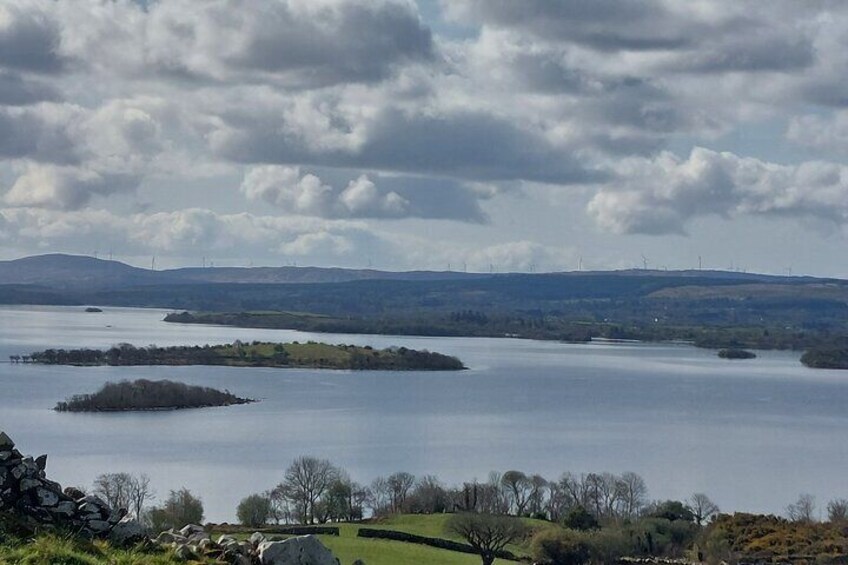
0,536,202,565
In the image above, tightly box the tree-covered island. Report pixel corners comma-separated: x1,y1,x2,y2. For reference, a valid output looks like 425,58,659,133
55,379,254,412
28,341,466,371
801,346,848,369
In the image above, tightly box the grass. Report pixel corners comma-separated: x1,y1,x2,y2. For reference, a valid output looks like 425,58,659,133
317,534,490,565
364,513,555,556
0,535,203,565
2,514,553,565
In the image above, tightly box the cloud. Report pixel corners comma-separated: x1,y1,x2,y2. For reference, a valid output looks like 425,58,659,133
4,163,141,210
0,71,59,106
0,206,386,264
0,2,65,73
218,105,605,185
23,0,434,87
588,147,848,235
240,165,492,221
444,0,816,73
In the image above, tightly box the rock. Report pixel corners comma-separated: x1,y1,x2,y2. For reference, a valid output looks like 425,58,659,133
86,519,111,533
79,494,110,509
249,531,268,546
35,487,60,506
19,478,41,492
34,455,47,472
110,516,147,546
258,535,339,565
51,501,77,517
217,534,237,546
64,486,86,500
156,530,185,545
173,543,197,561
0,432,14,450
107,507,128,524
179,523,206,538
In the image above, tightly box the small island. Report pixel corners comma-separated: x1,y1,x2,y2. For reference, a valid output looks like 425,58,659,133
28,341,466,371
801,346,848,369
84,307,103,313
717,348,757,360
55,379,254,412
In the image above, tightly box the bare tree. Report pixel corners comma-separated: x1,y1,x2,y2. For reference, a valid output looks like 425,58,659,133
93,472,154,520
446,513,528,565
827,498,848,523
276,456,338,524
93,472,134,512
526,474,549,518
618,472,647,519
386,472,416,514
367,476,393,517
688,493,720,525
501,470,532,516
409,475,448,514
786,493,817,523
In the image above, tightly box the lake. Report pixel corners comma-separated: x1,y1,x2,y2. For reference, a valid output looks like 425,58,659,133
1,305,846,522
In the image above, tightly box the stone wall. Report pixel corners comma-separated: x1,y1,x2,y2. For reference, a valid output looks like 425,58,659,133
0,431,144,545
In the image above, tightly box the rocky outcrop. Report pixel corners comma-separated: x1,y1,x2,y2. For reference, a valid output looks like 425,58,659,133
156,527,339,565
0,431,145,544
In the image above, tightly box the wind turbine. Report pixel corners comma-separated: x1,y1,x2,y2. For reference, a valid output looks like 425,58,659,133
641,254,648,270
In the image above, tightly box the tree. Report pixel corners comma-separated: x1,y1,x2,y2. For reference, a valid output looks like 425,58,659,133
237,494,272,527
688,493,720,525
617,472,647,519
786,493,816,523
276,456,338,524
446,513,528,565
93,472,154,520
827,498,848,523
386,472,415,514
501,470,532,516
531,528,591,565
563,506,600,531
646,500,696,522
146,488,203,531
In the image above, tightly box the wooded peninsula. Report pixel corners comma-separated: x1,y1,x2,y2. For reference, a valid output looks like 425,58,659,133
26,341,466,371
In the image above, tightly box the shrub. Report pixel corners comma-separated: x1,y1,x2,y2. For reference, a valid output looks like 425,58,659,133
531,528,591,565
237,494,272,527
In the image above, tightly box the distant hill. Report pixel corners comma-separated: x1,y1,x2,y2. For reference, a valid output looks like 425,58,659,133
1,254,847,337
0,253,830,290
0,254,484,289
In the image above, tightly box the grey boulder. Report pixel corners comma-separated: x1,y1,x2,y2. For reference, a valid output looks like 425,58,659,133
258,535,339,565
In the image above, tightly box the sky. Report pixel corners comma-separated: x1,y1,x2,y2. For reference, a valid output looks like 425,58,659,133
1,0,848,276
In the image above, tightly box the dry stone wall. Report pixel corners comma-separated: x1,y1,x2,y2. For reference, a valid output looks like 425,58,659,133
0,431,145,545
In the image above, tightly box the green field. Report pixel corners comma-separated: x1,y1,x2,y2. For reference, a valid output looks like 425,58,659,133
0,514,553,564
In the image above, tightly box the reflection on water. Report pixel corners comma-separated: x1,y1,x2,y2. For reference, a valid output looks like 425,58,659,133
1,305,846,521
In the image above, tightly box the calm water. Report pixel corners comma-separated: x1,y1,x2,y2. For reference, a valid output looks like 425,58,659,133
1,305,846,522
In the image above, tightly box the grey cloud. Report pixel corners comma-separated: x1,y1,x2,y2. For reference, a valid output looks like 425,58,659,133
0,106,78,164
588,147,848,235
240,165,488,222
447,0,689,52
0,71,60,106
0,207,394,268
234,1,434,84
63,0,435,87
449,0,817,75
218,108,605,185
0,3,64,73
4,164,142,210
